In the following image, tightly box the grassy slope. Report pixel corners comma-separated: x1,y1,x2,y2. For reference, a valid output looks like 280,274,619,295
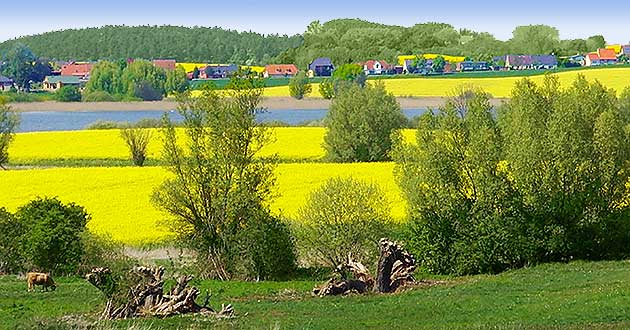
262,67,630,98
1,260,628,329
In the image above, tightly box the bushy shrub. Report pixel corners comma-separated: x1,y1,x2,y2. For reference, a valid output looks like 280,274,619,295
294,177,392,269
82,91,116,102
16,197,90,274
319,79,335,99
289,71,312,100
0,208,25,274
324,82,406,162
79,231,135,275
55,86,82,102
120,126,152,166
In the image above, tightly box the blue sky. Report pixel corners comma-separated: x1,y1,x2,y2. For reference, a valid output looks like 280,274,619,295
1,0,629,44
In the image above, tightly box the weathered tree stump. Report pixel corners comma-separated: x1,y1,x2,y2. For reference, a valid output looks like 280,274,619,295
86,266,234,320
313,238,416,296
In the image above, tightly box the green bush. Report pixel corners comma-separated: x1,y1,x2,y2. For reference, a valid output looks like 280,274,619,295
0,208,25,274
79,231,135,275
319,79,335,99
82,91,116,102
16,197,90,274
294,177,392,269
324,82,406,162
55,86,81,102
289,71,312,100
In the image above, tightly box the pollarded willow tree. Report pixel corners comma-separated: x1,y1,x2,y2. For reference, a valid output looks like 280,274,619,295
0,98,19,169
152,76,295,280
395,76,630,275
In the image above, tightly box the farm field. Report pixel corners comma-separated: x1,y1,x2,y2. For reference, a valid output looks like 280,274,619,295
0,163,405,245
261,67,630,98
1,260,628,329
8,128,417,165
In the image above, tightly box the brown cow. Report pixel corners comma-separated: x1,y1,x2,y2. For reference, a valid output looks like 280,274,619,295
26,272,56,292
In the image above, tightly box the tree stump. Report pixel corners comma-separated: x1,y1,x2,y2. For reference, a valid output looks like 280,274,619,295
86,266,234,320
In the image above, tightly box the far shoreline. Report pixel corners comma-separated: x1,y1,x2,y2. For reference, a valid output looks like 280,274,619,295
9,97,508,112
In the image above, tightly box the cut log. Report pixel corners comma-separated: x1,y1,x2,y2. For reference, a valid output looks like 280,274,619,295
86,266,234,320
313,254,374,297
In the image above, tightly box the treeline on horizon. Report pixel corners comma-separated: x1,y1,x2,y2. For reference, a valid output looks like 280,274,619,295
0,19,610,67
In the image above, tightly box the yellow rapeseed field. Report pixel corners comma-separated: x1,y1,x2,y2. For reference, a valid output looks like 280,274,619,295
0,163,404,245
10,128,416,163
261,68,630,98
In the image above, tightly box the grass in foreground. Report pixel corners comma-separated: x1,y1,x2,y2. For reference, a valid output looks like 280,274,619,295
0,260,628,329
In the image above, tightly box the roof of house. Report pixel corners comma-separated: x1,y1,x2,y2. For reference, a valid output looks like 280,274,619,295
597,48,617,60
152,59,176,71
587,53,600,61
265,64,298,75
532,55,558,66
60,62,94,76
309,57,333,67
363,60,391,70
506,55,534,66
45,75,81,84
0,75,12,83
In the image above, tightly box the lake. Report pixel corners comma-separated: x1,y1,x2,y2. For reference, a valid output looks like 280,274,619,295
16,109,427,132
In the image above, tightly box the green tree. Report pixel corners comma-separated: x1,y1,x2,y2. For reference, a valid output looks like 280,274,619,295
324,82,406,162
586,35,606,51
294,177,392,268
165,66,189,95
509,25,560,54
16,197,90,274
56,86,82,102
152,77,295,280
1,43,37,91
120,126,152,166
84,61,124,96
0,98,19,169
121,60,166,100
0,208,25,274
288,71,312,100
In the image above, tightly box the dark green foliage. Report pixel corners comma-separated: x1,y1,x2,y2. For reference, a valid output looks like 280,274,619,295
55,86,81,102
324,82,406,162
84,61,124,96
0,98,19,169
395,77,630,275
133,81,162,101
123,60,166,100
152,77,295,280
294,177,392,268
81,91,116,102
242,215,297,280
164,66,189,94
0,25,302,64
1,44,37,90
15,197,90,274
0,208,25,274
288,71,312,100
332,63,364,82
431,56,446,73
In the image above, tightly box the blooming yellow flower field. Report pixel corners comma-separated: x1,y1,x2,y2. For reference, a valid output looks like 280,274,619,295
0,163,404,245
263,68,630,98
10,128,416,163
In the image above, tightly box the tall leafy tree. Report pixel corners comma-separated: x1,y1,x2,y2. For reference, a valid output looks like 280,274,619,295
1,44,37,91
0,97,19,169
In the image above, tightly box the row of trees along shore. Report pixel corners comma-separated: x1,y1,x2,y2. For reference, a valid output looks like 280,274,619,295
1,72,629,282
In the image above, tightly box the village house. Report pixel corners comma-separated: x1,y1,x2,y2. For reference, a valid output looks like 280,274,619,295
621,45,630,56
456,61,489,72
263,64,298,78
0,76,13,91
152,59,176,71
504,55,557,70
308,58,334,77
60,62,94,80
199,64,238,79
361,60,392,75
584,48,617,66
42,76,81,91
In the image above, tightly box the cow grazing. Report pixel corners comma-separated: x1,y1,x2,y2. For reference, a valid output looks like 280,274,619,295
26,272,56,292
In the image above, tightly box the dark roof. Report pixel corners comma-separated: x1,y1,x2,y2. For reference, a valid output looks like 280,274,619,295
0,76,12,83
622,45,630,54
532,55,557,66
309,57,333,69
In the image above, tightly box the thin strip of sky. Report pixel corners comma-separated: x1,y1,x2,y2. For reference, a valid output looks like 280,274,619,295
0,0,628,44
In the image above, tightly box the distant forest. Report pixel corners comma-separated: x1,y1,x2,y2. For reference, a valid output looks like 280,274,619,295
0,20,609,67
0,25,303,65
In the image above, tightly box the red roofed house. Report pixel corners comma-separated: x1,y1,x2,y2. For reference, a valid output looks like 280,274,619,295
153,59,176,71
362,60,392,75
585,48,617,66
60,62,94,79
264,64,299,78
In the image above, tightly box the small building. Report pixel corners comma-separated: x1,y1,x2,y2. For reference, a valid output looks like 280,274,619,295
263,64,298,78
456,61,489,72
505,55,534,70
153,59,176,71
532,55,558,69
621,45,630,56
42,75,81,91
308,58,334,77
60,62,94,79
199,64,238,79
361,60,392,75
585,49,617,66
0,76,13,91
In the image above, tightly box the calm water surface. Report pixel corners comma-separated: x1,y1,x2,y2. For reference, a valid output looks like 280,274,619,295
17,109,427,132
